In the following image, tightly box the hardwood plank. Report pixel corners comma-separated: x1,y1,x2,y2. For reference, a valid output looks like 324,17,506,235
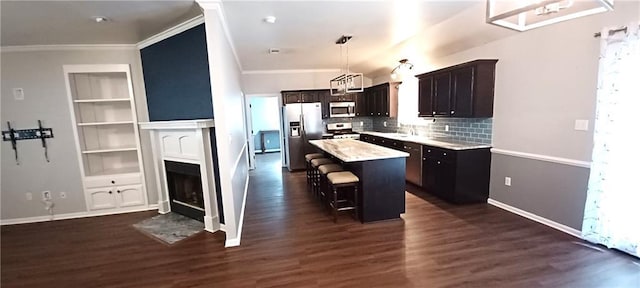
2,152,639,287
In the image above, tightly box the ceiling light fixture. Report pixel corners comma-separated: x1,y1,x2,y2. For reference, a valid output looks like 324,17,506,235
93,16,109,23
486,0,614,32
390,59,414,80
330,35,364,96
264,16,277,24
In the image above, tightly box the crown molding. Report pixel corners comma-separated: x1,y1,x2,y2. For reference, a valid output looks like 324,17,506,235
242,69,342,75
0,44,136,53
136,15,205,49
196,0,243,71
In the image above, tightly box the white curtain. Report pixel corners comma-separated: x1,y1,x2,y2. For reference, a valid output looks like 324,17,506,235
582,23,640,258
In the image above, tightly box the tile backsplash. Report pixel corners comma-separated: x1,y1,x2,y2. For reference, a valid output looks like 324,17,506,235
323,117,373,132
372,117,493,145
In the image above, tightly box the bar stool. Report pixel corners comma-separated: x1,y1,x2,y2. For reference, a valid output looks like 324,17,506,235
310,158,333,196
305,153,324,187
327,171,359,223
317,164,343,202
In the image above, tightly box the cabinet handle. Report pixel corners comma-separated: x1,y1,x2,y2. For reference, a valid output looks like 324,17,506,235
117,190,121,193
451,111,455,114
378,113,381,115
443,153,447,156
432,111,436,115
427,150,431,153
423,158,426,160
108,191,113,194
437,161,441,164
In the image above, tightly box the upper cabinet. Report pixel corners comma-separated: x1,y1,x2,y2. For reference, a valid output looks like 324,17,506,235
361,82,399,117
416,59,497,118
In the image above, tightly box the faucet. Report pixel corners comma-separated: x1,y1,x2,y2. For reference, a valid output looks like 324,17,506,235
407,127,416,136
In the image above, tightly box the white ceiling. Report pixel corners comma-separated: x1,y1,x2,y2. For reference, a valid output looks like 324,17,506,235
0,1,201,45
1,1,517,78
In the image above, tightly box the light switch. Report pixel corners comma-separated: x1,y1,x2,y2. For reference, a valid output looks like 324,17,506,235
13,88,24,100
574,120,589,131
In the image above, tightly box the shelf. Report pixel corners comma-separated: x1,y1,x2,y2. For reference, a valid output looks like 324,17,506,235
85,166,140,177
74,98,131,103
77,121,134,126
82,147,137,154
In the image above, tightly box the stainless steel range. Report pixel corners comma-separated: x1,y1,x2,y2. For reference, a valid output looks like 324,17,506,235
326,122,360,140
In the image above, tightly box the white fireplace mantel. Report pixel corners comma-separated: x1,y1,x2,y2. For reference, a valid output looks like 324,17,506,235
140,119,220,233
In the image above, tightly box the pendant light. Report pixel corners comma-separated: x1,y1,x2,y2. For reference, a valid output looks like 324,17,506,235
390,59,414,80
330,35,364,96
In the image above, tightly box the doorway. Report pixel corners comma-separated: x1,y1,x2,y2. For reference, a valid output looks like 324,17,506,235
245,94,284,170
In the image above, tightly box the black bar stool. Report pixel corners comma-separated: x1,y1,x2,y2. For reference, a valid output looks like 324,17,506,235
317,164,343,203
327,171,359,223
310,158,333,196
305,153,324,187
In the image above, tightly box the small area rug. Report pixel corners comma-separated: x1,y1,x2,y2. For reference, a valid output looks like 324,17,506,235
133,213,204,245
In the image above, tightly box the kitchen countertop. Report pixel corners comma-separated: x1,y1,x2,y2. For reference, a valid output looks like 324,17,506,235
309,139,409,162
359,131,491,150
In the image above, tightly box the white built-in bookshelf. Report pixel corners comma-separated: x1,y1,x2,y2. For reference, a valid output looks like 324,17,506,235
64,65,148,212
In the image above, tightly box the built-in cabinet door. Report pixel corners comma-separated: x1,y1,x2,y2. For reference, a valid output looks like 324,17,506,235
283,92,301,104
451,66,475,117
433,73,451,116
422,157,438,194
319,90,331,118
301,91,318,103
355,92,366,116
87,187,118,210
116,184,145,208
378,86,390,117
418,77,434,117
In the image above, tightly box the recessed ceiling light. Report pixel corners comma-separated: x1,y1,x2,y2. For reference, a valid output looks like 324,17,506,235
263,16,276,24
268,48,280,54
94,16,109,23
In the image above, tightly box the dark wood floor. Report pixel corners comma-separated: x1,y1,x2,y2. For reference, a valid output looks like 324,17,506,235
2,152,639,287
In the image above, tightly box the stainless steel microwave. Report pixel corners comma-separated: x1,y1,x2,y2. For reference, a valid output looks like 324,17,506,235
329,102,356,118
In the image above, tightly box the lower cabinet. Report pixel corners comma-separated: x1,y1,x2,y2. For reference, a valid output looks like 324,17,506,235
84,173,146,211
422,146,490,203
87,184,145,211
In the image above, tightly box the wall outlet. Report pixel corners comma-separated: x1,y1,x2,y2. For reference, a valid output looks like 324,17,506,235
26,192,33,201
60,192,67,199
13,88,24,100
42,190,52,201
445,125,449,132
266,140,270,144
360,121,363,126
383,121,387,127
574,119,589,131
504,177,512,187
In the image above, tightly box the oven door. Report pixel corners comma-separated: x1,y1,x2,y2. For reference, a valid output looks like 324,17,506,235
329,102,355,117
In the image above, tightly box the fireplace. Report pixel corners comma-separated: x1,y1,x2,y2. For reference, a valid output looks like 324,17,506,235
165,160,205,221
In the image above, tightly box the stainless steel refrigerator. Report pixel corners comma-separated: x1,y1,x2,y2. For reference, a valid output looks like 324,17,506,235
284,102,323,171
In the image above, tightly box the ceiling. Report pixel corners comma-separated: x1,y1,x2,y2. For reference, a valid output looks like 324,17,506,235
1,1,517,78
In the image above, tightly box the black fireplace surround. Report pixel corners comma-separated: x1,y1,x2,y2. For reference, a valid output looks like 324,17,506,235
165,160,205,221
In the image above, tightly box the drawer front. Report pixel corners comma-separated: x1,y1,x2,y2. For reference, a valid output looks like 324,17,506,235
422,146,456,161
84,173,141,188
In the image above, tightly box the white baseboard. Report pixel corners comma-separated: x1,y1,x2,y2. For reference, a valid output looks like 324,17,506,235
488,199,582,238
224,174,249,248
0,204,159,226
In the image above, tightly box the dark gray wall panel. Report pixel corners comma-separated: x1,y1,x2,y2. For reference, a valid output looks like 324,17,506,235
489,153,590,230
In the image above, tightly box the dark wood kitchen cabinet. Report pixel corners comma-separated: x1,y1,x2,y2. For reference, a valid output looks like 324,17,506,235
355,92,366,116
421,146,491,204
416,59,497,118
282,89,331,118
361,82,399,117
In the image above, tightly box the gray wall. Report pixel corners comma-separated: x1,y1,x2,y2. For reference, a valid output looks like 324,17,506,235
1,48,157,220
422,1,639,230
490,154,589,230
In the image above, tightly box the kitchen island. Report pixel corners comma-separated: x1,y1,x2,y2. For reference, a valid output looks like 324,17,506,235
309,139,409,222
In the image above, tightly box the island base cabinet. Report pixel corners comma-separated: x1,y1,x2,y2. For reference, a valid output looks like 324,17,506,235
346,157,406,222
422,147,490,204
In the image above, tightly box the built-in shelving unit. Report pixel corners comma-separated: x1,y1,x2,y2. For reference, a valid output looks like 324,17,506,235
64,64,148,213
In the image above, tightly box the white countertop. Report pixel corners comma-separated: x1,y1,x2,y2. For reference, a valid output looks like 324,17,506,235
360,131,491,150
309,139,409,163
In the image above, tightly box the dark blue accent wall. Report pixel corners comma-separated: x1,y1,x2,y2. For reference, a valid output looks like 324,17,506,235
141,24,213,121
